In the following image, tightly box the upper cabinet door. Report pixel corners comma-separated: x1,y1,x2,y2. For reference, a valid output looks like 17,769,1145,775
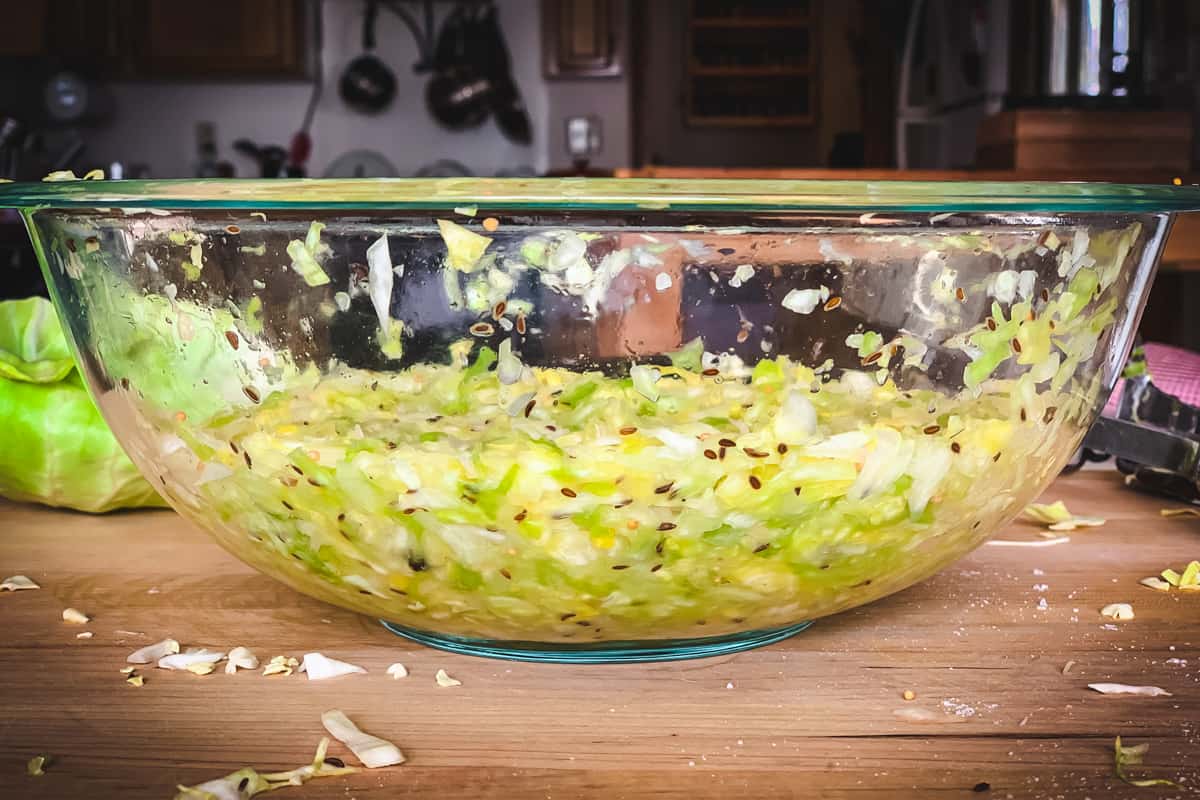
0,2,50,58
17,1,128,70
129,0,311,79
5,0,313,79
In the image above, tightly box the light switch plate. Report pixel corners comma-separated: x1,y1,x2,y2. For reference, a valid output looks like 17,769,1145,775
565,115,602,157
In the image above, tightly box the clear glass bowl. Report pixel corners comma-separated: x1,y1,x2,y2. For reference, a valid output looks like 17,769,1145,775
4,178,1197,662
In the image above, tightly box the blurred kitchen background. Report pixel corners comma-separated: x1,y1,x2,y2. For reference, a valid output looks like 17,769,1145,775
2,0,1200,346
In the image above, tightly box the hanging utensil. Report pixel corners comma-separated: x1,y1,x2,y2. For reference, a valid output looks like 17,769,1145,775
287,0,324,177
233,139,288,178
340,0,397,114
477,4,531,145
425,5,491,130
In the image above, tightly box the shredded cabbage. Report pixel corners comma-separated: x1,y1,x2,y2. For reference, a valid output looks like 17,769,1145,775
366,234,394,332
1023,500,1105,530
171,343,1081,642
630,364,661,401
173,737,357,799
730,263,754,288
782,288,822,314
1114,737,1180,788
287,239,329,287
497,338,523,385
668,337,705,372
48,212,1134,635
437,218,492,272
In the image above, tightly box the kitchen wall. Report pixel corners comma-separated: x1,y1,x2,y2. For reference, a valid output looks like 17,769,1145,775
81,0,631,178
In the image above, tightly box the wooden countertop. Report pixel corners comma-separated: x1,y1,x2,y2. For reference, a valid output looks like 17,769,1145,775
1,470,1197,799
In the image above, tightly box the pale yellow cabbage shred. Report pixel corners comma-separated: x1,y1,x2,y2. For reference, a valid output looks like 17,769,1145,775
436,218,492,272
1114,737,1180,788
1023,500,1105,531
173,738,355,799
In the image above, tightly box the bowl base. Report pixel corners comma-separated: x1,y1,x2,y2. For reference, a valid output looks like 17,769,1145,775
378,620,813,663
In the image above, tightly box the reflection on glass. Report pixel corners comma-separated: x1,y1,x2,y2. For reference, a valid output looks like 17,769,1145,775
1078,0,1103,96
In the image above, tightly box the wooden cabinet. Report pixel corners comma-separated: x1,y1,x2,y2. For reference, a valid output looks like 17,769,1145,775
0,3,50,58
542,0,623,79
0,1,121,64
685,0,817,127
634,0,825,167
45,0,126,69
129,0,309,79
0,0,311,79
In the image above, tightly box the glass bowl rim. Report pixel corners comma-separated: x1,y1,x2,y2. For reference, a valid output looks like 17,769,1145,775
2,177,1199,213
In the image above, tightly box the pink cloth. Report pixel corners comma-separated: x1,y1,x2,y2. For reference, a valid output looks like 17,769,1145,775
1104,342,1200,415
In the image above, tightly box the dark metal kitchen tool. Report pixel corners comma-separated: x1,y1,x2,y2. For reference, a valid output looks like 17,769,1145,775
340,0,398,113
477,3,531,144
233,139,288,178
424,5,490,130
1083,372,1200,503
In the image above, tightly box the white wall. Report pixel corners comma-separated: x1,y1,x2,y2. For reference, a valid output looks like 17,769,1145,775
82,0,630,178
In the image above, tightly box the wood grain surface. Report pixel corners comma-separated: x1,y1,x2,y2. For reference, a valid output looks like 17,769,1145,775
0,470,1197,799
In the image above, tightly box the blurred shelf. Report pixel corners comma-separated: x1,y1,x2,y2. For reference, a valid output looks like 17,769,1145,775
689,64,812,76
614,167,1200,270
684,114,815,127
690,16,810,28
685,0,816,130
615,165,1197,184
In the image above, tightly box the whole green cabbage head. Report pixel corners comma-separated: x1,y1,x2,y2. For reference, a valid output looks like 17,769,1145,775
0,297,165,513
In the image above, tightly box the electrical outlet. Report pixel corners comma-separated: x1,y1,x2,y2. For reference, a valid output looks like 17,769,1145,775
564,116,602,157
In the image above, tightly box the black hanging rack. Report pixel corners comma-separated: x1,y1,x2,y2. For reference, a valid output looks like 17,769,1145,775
377,0,490,73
